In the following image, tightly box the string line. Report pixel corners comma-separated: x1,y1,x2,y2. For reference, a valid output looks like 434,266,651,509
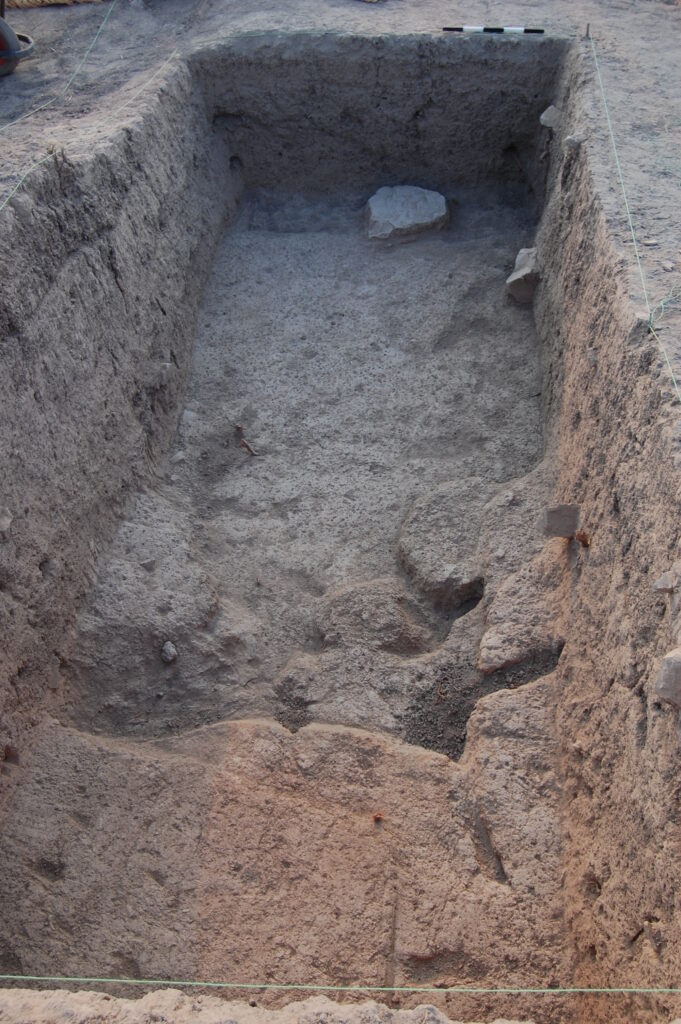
1,974,681,995
588,31,681,406
0,0,120,137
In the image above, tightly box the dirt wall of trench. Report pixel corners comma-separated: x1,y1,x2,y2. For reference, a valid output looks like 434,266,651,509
0,63,238,767
0,30,568,778
534,42,681,1023
193,32,568,194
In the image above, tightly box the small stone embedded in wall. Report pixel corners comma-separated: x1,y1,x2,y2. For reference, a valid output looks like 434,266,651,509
0,507,12,541
564,132,588,152
161,641,178,664
654,648,681,708
542,504,580,539
47,654,61,691
653,570,678,594
506,247,540,303
540,105,562,130
365,186,448,240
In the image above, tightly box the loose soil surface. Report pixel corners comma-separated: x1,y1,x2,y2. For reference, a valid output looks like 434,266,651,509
65,186,551,749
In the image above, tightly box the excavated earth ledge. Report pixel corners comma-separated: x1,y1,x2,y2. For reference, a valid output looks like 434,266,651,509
2,3,681,1024
0,993,528,1024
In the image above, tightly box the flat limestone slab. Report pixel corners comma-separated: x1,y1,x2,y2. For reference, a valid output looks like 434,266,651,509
366,185,448,239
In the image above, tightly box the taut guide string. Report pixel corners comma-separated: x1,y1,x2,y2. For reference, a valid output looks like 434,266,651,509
1,974,681,995
588,28,681,407
0,0,212,213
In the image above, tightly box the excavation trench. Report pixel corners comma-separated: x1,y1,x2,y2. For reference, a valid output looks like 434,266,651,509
2,29,680,1024
61,33,567,753
65,182,555,750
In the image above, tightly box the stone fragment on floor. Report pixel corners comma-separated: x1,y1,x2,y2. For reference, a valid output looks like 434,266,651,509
505,247,540,303
366,185,447,239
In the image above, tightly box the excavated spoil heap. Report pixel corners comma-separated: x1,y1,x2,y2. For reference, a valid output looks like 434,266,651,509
2,27,681,1024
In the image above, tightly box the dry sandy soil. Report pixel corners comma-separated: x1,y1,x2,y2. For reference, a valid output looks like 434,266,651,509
1,2,681,1024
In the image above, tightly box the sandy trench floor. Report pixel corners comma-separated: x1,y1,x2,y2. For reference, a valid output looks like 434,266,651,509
65,186,546,743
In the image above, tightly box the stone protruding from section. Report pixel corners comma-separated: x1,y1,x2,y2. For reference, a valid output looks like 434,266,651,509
366,185,447,239
564,131,588,152
161,640,178,664
654,648,681,708
540,104,562,130
652,562,681,593
505,247,539,303
0,506,12,541
542,504,580,539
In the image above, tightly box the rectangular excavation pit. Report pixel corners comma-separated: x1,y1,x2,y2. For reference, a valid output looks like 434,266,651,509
59,32,569,748
5,27,680,1024
2,29,572,1022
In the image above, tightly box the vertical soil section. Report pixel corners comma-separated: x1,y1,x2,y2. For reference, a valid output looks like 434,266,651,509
535,44,681,1024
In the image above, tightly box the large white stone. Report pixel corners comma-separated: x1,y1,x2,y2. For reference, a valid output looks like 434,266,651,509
366,185,448,239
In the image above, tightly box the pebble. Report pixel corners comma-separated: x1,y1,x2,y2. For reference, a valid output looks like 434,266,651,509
543,504,580,539
652,561,681,593
505,247,540,304
564,132,588,151
642,239,659,247
539,105,562,130
161,641,178,664
654,648,681,708
653,571,676,594
0,507,12,540
662,261,675,272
